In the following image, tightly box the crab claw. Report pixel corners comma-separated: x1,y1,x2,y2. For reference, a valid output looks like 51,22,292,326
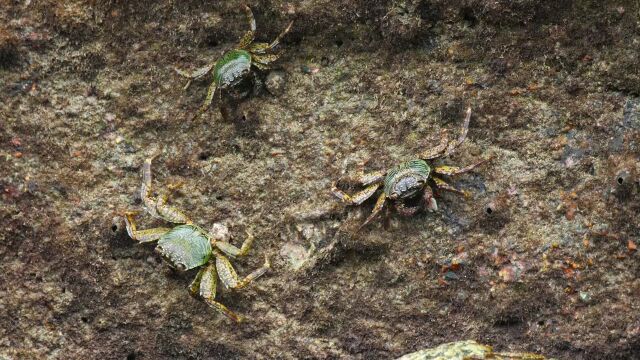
423,186,438,212
427,197,438,212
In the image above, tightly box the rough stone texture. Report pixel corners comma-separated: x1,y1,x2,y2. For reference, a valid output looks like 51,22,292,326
1,1,639,359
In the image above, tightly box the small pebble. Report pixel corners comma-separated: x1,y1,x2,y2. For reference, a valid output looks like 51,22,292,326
579,291,591,303
265,71,286,96
209,223,231,242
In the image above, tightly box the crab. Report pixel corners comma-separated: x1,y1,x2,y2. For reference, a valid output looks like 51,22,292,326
122,156,270,323
175,5,293,119
332,107,490,229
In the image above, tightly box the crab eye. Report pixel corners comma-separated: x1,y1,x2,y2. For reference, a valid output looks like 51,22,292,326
175,263,186,271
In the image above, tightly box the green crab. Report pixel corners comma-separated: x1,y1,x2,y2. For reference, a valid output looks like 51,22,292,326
175,5,293,118
332,107,489,229
123,156,270,323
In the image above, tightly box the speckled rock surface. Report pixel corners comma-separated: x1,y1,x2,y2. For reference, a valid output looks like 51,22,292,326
1,1,639,359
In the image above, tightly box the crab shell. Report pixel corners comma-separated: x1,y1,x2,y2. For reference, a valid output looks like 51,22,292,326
155,225,212,271
213,49,252,89
383,159,432,200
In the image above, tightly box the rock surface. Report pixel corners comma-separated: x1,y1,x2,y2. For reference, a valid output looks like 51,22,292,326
1,1,639,359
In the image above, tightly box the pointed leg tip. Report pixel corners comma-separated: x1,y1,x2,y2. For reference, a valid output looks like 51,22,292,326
146,152,161,161
358,217,374,231
223,308,244,323
330,186,347,202
122,210,140,218
357,216,373,231
191,109,207,121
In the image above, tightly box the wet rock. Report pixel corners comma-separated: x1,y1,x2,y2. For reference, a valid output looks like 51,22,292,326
3,0,640,358
622,98,640,130
606,49,640,95
478,191,513,232
426,79,443,95
397,340,551,360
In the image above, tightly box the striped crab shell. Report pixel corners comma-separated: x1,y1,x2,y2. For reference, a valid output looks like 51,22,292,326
155,225,212,271
383,159,432,200
213,49,252,88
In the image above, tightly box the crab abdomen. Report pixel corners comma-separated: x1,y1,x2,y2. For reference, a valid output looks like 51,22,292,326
383,159,431,199
156,225,212,271
213,49,252,88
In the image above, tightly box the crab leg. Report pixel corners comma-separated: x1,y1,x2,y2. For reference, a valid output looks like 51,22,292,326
252,61,270,71
215,231,254,258
359,192,387,229
123,212,171,243
432,176,468,196
331,182,380,205
155,180,191,224
358,171,386,186
433,157,490,176
237,5,256,49
190,263,243,323
443,107,472,157
141,156,192,223
420,129,450,160
193,80,218,119
252,54,279,68
174,63,215,90
141,156,159,218
419,107,473,160
354,160,386,186
248,21,293,54
155,193,192,224
215,252,270,290
267,21,293,50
